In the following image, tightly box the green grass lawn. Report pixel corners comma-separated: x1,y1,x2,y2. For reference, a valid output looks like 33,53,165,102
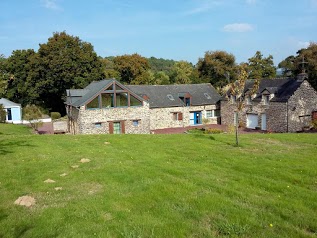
0,123,32,136
0,125,317,237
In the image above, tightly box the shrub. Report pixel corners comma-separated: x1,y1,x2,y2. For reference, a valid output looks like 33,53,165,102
0,104,6,123
51,112,61,120
23,104,43,131
187,128,204,134
204,128,224,134
227,125,235,134
312,119,317,129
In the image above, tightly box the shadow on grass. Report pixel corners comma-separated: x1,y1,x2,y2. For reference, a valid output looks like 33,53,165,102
0,140,35,156
190,133,244,147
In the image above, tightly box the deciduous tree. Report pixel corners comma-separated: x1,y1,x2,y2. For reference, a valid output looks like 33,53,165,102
0,54,8,97
171,61,193,84
248,51,276,79
34,31,105,113
226,64,260,146
113,54,150,84
4,49,37,105
196,51,237,87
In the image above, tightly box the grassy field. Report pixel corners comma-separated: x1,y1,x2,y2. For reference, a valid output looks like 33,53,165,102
0,124,317,237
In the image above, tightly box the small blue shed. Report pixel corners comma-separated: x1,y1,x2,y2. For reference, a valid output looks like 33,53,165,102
0,98,22,123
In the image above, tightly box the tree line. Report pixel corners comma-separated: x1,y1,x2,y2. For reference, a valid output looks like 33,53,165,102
0,31,316,114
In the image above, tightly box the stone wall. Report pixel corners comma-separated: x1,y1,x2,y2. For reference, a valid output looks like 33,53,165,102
75,102,151,134
220,100,236,126
149,104,219,130
266,102,287,132
221,98,288,132
287,80,317,132
221,80,317,132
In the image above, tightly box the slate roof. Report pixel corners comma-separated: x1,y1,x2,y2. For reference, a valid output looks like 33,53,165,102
127,84,220,108
222,78,304,102
0,98,21,107
66,79,221,108
66,79,114,107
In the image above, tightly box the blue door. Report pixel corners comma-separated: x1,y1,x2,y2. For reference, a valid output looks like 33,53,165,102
195,112,202,124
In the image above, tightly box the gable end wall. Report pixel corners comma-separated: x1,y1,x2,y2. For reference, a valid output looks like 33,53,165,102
287,80,317,132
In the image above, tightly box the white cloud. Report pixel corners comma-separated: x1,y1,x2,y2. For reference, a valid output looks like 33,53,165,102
42,0,62,10
223,23,254,32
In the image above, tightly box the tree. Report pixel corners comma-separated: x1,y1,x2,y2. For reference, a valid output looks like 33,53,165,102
102,57,121,79
196,51,237,88
278,55,296,77
4,49,37,105
226,64,260,146
0,104,6,123
153,71,170,85
0,54,8,97
292,43,317,90
171,61,193,84
247,51,276,79
113,54,150,84
34,31,105,113
147,57,176,74
22,104,43,131
130,70,155,85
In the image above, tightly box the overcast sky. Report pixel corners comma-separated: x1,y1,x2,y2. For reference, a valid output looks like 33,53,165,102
1,0,317,65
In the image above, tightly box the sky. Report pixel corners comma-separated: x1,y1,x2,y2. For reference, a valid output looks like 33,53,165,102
1,0,317,66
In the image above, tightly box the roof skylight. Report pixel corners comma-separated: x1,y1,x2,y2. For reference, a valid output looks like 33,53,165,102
167,94,175,101
204,93,211,99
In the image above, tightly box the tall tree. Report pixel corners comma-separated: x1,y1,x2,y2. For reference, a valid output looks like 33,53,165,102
247,51,276,79
4,49,37,105
34,31,105,112
0,54,8,97
147,57,176,74
154,71,170,85
102,57,121,79
278,43,317,89
293,43,317,89
171,61,193,84
113,54,150,84
130,70,155,85
196,51,237,87
278,55,296,77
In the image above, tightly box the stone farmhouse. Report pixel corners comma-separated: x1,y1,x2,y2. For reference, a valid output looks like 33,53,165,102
221,75,317,132
65,79,221,134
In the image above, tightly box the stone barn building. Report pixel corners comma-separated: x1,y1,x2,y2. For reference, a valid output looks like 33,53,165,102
65,79,221,134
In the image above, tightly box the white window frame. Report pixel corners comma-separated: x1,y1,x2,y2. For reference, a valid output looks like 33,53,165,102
263,94,270,105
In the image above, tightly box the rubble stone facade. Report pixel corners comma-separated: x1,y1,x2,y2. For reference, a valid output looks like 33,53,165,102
221,80,317,132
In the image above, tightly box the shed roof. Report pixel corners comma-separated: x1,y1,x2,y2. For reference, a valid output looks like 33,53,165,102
0,98,21,107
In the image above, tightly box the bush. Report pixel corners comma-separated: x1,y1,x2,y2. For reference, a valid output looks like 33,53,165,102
204,128,224,134
51,112,61,120
23,104,43,131
0,104,6,123
312,119,317,129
